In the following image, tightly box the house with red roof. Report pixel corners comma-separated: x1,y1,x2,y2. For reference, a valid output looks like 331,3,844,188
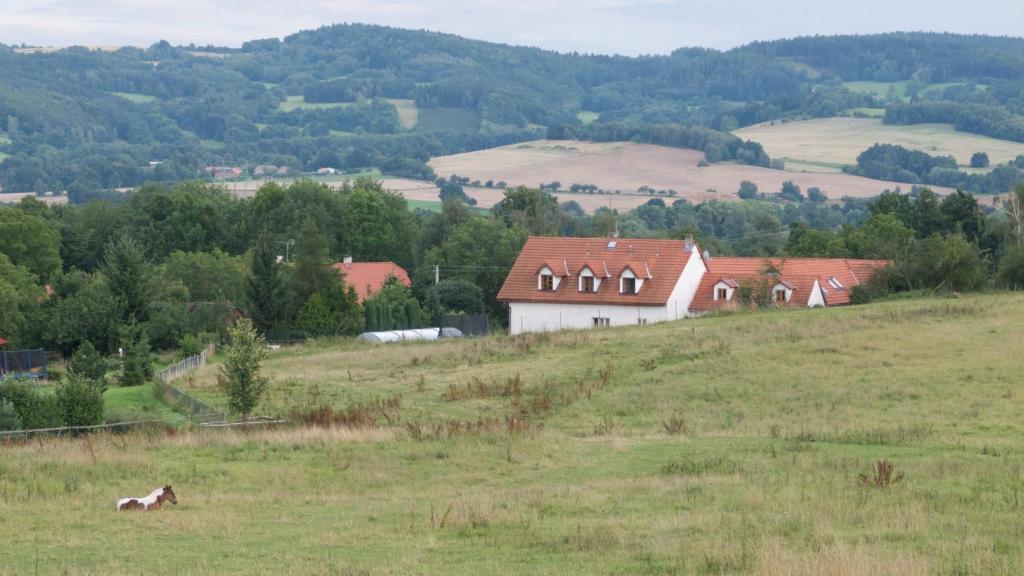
333,258,411,303
497,236,890,334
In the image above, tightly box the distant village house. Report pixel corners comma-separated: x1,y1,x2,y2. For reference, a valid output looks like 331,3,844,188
497,236,890,334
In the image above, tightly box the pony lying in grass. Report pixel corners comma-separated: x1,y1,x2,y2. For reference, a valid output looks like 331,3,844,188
116,485,177,511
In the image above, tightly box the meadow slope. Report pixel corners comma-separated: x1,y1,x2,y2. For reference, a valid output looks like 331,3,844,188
2,294,1024,575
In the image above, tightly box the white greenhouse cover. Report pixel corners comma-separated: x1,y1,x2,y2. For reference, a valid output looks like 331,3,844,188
358,327,464,343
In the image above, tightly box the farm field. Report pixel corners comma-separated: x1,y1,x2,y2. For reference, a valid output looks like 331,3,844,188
736,117,1024,170
415,107,480,132
218,174,440,201
841,81,986,101
429,140,949,207
3,294,1024,574
387,98,419,129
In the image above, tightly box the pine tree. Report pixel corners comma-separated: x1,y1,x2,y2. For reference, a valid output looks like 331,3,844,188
293,217,336,303
68,341,108,384
103,235,153,323
246,228,287,332
118,323,153,387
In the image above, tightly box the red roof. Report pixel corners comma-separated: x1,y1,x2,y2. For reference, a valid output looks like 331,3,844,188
333,262,411,303
0,337,8,346
497,237,695,307
690,257,890,311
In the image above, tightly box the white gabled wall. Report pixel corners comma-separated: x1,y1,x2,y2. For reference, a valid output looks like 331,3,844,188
670,245,708,319
807,279,825,308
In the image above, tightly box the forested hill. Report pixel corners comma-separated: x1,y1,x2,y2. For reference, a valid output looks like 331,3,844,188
2,26,1024,197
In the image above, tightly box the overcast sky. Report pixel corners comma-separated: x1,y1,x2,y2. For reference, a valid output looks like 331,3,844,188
1,1,1022,55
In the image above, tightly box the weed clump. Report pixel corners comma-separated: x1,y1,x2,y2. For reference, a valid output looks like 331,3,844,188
859,459,904,488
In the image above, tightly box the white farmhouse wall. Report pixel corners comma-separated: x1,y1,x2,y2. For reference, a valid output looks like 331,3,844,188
508,302,669,335
807,280,825,307
668,246,708,319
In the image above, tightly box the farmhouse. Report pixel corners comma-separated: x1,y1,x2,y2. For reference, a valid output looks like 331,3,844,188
498,236,890,334
334,258,411,303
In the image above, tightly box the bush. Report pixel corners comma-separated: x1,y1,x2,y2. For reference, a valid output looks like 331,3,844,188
0,381,61,430
997,245,1024,289
0,398,22,431
56,376,105,427
68,341,108,382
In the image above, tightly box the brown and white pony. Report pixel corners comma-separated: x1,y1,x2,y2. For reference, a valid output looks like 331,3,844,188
116,485,178,511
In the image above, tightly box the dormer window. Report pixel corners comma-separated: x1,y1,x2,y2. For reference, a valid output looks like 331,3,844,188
540,274,554,291
772,281,793,304
581,276,595,293
713,278,737,301
622,276,637,294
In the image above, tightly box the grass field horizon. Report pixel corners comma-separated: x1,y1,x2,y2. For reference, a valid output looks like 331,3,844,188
3,293,1023,574
735,117,1024,172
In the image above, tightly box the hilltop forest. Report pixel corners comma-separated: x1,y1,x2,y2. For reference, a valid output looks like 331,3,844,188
4,28,1024,195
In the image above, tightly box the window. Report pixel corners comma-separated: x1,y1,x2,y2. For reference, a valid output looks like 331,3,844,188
774,288,787,303
540,274,554,291
592,317,610,328
716,287,728,300
581,275,596,293
622,277,637,294
828,276,844,290
638,318,648,325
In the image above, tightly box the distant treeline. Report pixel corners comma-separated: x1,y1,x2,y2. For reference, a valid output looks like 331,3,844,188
846,143,1024,194
884,102,1024,144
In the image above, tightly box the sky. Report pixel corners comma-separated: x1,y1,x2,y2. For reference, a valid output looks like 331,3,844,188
1,0,1022,56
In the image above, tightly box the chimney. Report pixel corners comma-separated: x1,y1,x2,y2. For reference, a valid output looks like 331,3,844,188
684,235,695,251
343,256,353,267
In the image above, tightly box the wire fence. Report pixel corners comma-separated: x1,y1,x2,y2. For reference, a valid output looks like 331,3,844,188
153,344,226,422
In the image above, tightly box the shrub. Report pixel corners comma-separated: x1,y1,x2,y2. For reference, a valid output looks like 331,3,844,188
0,381,61,429
0,398,22,431
997,245,1024,289
68,341,108,382
56,376,105,427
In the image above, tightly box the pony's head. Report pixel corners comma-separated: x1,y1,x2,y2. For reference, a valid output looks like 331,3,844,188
162,485,178,505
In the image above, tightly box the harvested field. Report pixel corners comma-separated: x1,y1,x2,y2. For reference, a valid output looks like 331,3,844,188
736,117,1024,170
428,140,948,207
387,98,419,129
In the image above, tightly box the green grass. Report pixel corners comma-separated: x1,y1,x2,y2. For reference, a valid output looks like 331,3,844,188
103,385,184,424
577,110,600,125
406,199,444,212
111,92,156,103
415,107,480,132
3,294,1024,574
277,95,354,112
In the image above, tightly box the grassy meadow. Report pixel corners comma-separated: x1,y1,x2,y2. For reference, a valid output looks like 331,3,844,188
387,99,420,129
2,294,1024,574
277,96,354,112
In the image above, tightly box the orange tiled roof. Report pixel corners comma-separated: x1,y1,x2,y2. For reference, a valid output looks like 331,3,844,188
690,257,890,311
333,261,411,303
497,237,694,306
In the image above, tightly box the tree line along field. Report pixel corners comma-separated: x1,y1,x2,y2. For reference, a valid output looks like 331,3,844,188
735,117,1024,172
428,140,954,208
2,294,1023,575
